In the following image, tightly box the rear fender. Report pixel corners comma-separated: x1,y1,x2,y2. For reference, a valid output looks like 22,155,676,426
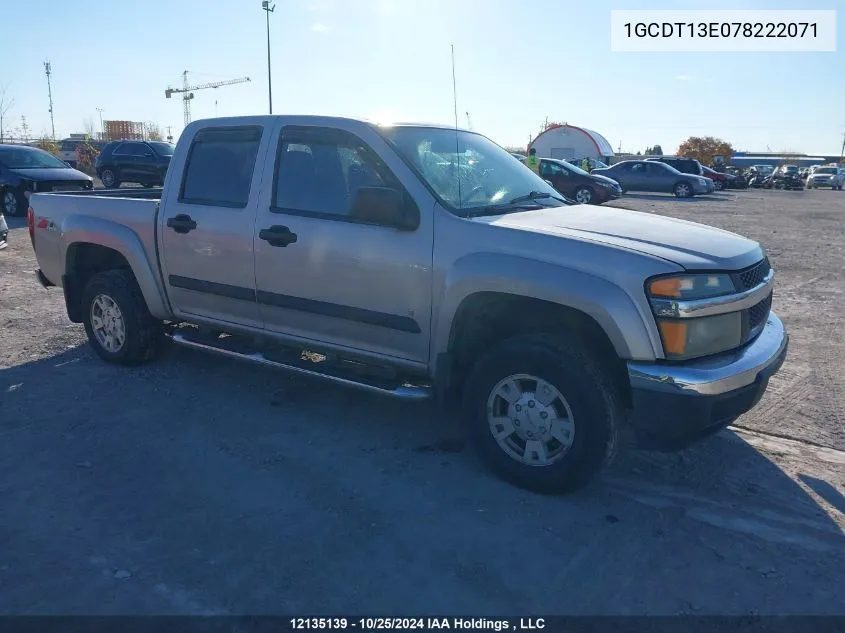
60,214,170,319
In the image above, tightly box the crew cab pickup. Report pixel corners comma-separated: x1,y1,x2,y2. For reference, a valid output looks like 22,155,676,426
28,115,789,494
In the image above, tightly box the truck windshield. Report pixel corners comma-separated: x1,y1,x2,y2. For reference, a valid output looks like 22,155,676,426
380,125,565,215
0,146,69,169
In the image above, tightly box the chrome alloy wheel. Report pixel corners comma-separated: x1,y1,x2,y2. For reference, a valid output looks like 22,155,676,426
90,293,126,353
486,373,576,467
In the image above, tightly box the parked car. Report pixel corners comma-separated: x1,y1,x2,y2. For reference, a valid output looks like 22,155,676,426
536,157,621,205
723,167,749,189
95,140,176,188
767,169,804,191
28,115,788,494
701,166,735,191
805,166,840,189
0,144,94,217
59,138,106,168
646,157,715,192
592,160,711,197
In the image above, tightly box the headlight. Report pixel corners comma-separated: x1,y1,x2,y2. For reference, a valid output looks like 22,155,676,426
648,274,735,299
656,313,742,360
647,273,742,360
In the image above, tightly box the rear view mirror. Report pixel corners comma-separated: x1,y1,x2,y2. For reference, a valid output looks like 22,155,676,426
349,186,419,231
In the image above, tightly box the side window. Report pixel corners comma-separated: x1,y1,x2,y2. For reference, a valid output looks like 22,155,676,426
179,126,262,208
629,163,645,173
274,127,396,219
112,143,130,156
646,162,667,175
540,161,566,178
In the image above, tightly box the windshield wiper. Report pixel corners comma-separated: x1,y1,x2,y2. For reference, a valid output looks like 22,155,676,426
508,191,567,205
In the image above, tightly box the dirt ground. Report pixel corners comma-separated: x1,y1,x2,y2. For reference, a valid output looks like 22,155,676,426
0,188,843,616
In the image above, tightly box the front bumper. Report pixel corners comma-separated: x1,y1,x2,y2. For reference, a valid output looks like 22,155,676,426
626,312,788,450
693,181,711,194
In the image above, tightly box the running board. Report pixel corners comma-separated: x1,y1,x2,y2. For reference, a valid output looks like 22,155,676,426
168,332,432,401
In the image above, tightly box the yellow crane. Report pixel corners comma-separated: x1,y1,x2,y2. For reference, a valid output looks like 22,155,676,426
165,71,251,127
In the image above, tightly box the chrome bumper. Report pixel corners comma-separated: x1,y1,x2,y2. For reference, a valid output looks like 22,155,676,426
627,312,788,396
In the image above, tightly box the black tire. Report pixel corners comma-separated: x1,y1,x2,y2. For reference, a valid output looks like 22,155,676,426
81,269,162,365
574,186,595,205
673,181,693,198
99,168,121,189
462,333,622,494
714,180,724,191
2,186,28,217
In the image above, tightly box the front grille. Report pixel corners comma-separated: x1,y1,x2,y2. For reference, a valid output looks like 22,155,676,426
737,257,771,290
748,292,772,330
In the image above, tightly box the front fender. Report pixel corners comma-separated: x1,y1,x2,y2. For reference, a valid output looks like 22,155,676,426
60,214,170,319
432,252,663,363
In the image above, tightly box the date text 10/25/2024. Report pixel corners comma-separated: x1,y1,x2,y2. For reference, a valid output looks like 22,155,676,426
289,618,546,631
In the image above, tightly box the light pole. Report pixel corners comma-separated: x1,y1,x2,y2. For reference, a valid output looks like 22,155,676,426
96,107,104,140
262,1,276,114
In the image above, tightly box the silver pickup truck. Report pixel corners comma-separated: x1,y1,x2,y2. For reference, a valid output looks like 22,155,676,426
28,115,788,494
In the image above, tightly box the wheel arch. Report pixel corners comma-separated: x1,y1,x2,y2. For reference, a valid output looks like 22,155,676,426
61,217,169,322
431,254,664,406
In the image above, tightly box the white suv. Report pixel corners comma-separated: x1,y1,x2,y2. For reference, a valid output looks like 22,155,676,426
806,166,840,189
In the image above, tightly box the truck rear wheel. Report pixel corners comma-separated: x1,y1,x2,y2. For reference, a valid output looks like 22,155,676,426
81,269,162,365
462,333,622,494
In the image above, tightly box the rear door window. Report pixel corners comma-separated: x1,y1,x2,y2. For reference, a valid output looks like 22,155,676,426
179,126,263,208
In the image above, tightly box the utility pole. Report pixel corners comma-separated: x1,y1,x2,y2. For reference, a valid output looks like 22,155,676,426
262,1,276,114
166,126,173,143
839,131,845,165
44,61,55,140
96,107,104,140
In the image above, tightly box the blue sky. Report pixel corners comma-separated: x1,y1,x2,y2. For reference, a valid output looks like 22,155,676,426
1,0,842,154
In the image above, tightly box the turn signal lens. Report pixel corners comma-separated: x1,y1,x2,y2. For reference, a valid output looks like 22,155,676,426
657,321,688,355
649,278,684,298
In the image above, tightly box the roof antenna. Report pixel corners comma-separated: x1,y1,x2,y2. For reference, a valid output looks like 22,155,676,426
451,44,462,208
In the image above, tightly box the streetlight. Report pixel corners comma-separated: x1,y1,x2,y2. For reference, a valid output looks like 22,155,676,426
262,1,275,114
96,107,104,140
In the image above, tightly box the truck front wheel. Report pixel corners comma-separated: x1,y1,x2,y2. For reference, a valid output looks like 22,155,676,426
81,269,162,365
463,333,622,494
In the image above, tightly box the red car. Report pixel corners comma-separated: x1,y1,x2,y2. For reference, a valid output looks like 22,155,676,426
702,166,729,191
535,158,622,205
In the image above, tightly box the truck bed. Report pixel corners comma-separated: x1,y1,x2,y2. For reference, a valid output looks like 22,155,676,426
29,190,161,288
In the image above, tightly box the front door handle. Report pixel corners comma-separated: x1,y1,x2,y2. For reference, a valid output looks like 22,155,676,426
166,214,197,234
259,225,297,247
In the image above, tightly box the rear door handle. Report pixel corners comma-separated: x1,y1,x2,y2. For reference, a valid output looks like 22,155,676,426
259,225,297,247
166,214,197,234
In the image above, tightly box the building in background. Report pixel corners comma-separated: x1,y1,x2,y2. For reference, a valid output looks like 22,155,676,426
529,124,615,165
103,120,145,141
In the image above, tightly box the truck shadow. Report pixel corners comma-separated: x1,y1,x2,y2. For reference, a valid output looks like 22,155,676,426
1,343,843,614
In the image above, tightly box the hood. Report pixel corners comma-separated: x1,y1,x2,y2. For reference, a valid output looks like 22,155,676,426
9,167,92,182
474,204,762,270
590,174,620,187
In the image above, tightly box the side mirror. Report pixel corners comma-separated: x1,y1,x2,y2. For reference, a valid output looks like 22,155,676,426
349,186,419,231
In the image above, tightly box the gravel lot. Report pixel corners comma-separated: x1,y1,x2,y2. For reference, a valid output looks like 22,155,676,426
1,189,843,616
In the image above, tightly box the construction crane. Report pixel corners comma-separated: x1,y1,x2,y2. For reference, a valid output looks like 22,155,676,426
165,71,251,127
